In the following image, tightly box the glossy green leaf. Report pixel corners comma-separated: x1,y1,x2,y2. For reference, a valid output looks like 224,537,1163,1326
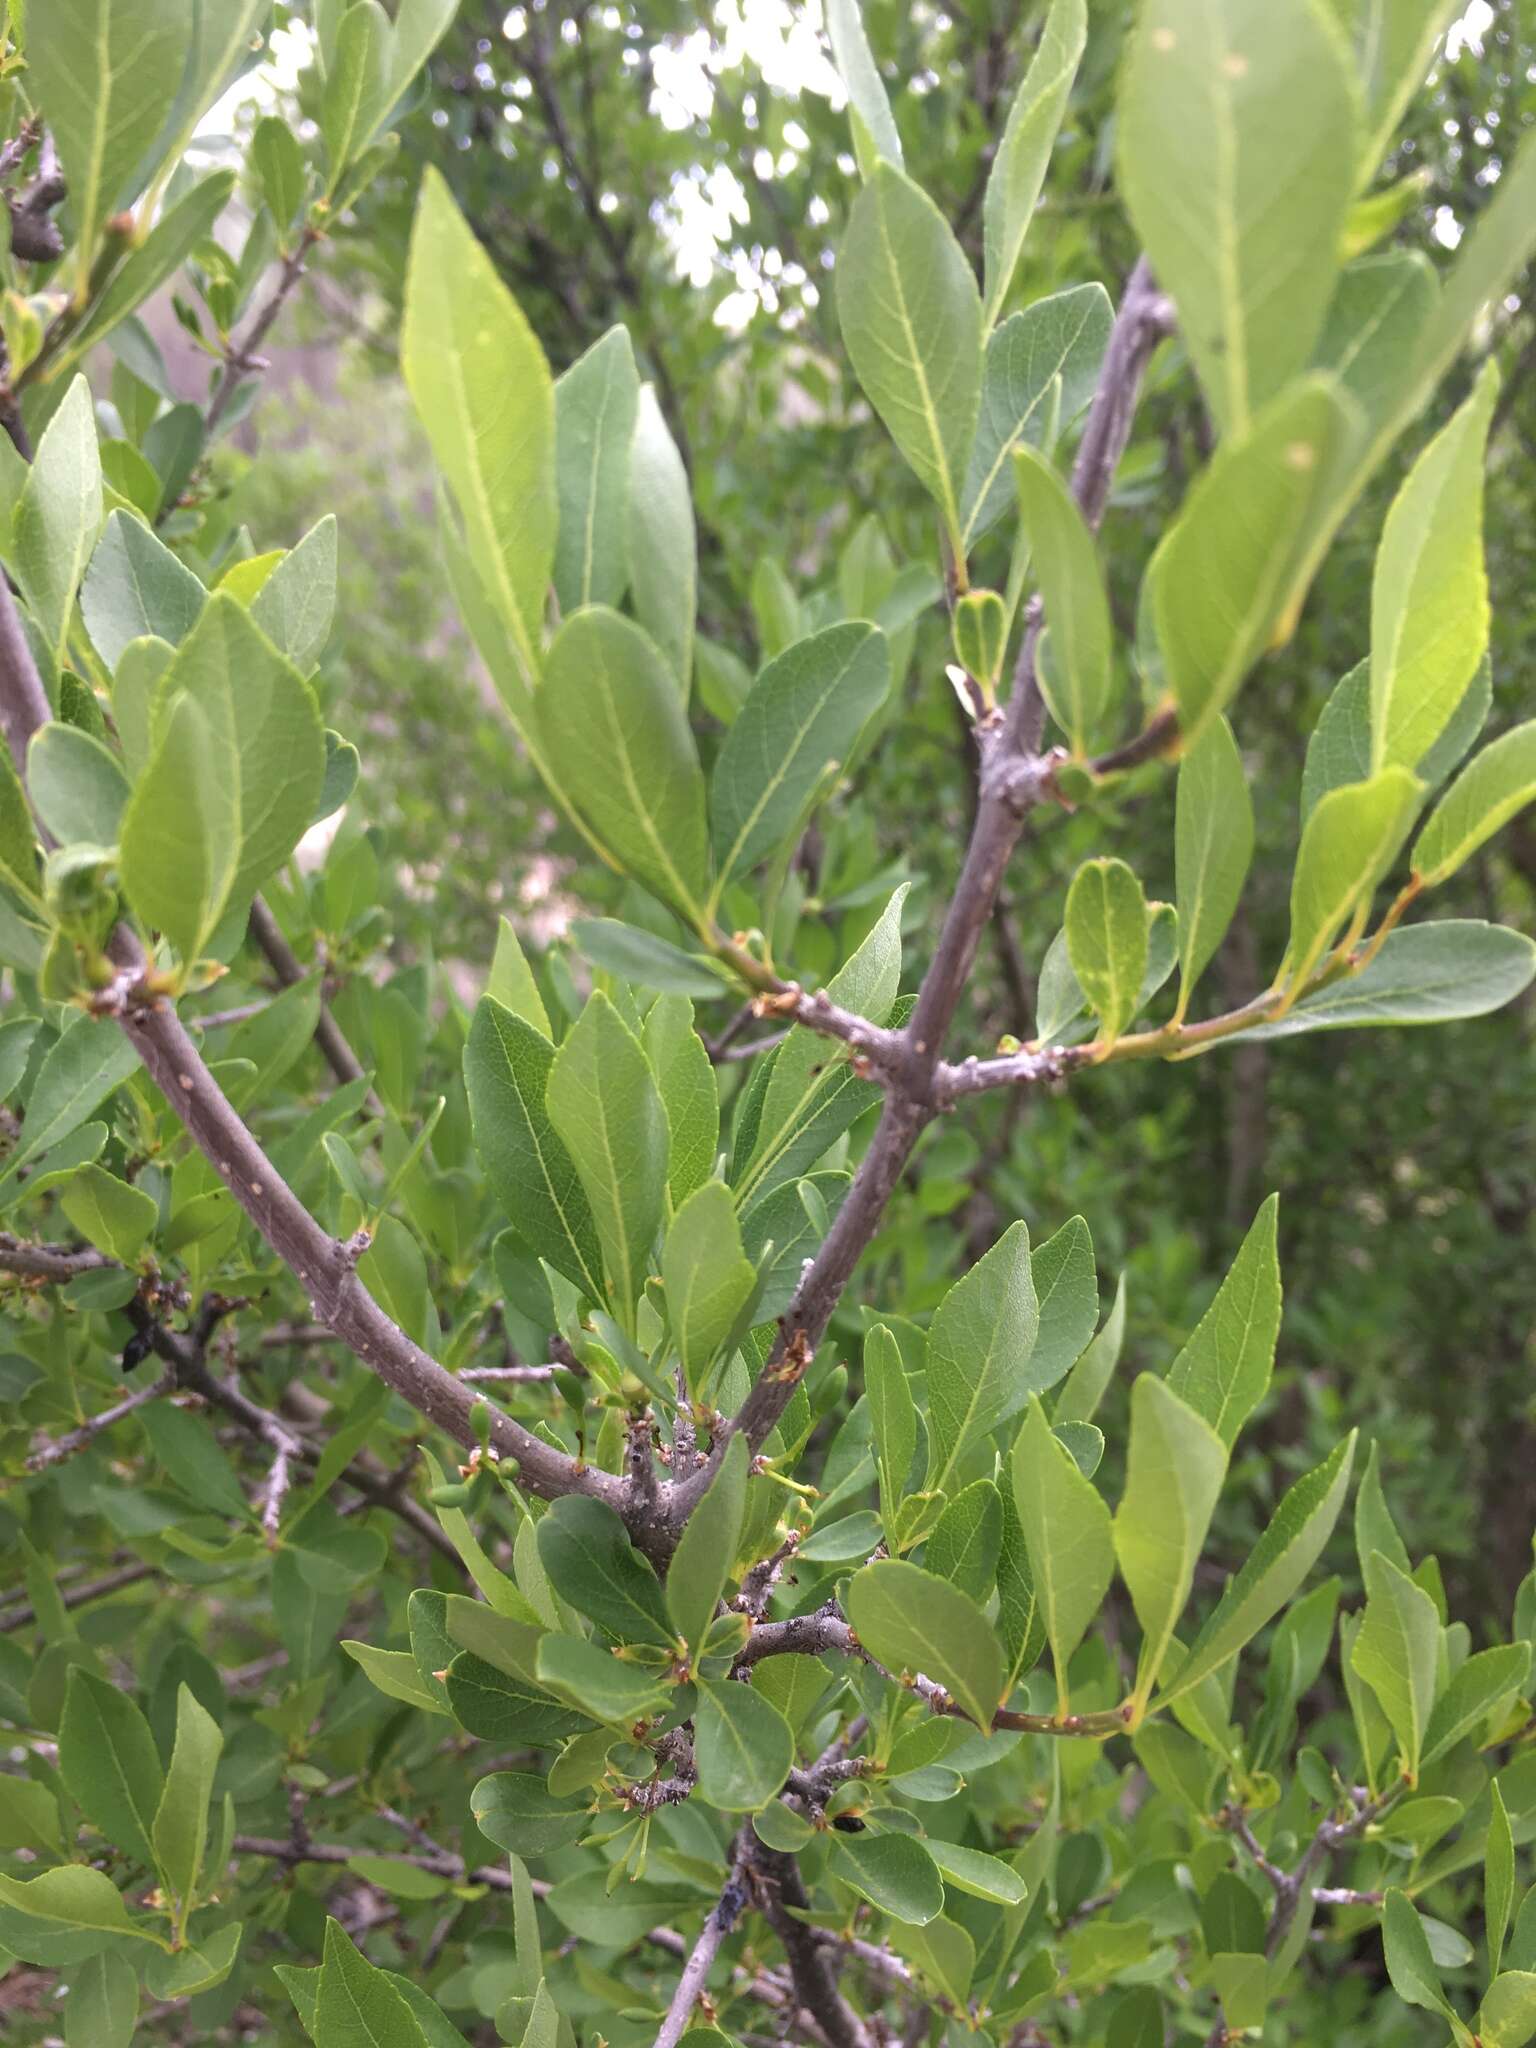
118,690,238,969
1166,1195,1281,1449
626,384,695,693
845,1559,1004,1730
1011,1396,1114,1712
664,1182,755,1397
925,1219,1039,1495
1117,0,1357,434
1174,716,1253,1018
981,0,1086,328
1065,857,1150,1047
826,0,903,175
554,326,641,614
536,1496,674,1648
837,163,982,546
694,1678,795,1811
924,1838,1027,1907
867,1323,917,1545
341,1641,447,1716
1284,765,1422,989
645,994,718,1208
1115,1373,1227,1711
667,1434,749,1659
1351,1550,1441,1780
830,1830,945,1925
1014,446,1111,750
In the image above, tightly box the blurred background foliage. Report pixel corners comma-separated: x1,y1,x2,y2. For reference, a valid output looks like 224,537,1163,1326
214,0,1536,1620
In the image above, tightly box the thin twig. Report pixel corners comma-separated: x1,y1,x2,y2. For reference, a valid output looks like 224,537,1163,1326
25,1369,175,1471
652,1831,752,2048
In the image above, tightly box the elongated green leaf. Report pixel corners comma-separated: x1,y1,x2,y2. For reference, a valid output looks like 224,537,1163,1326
1232,918,1536,1040
58,1668,164,1873
1065,858,1149,1047
486,917,550,1036
469,1773,589,1859
960,283,1112,546
1414,720,1536,885
59,1163,157,1263
1166,1195,1281,1449
251,516,339,670
845,1559,1004,1730
981,0,1086,328
534,1636,670,1724
1054,1272,1127,1427
927,1479,1003,1603
536,1496,674,1648
463,997,605,1301
546,990,668,1327
65,1950,138,2048
151,1684,223,1917
554,326,641,614
1284,765,1421,988
0,1866,160,1966
1029,1215,1099,1392
571,918,725,999
924,1838,1027,1907
1117,0,1358,434
118,702,233,971
694,1679,795,1811
54,173,238,381
80,509,206,671
1159,1433,1356,1705
826,0,903,175
925,1219,1039,1496
1153,378,1359,743
1352,1550,1441,1780
1342,0,1460,186
322,1,389,189
1381,1888,1458,2022
1174,716,1253,1019
315,1917,431,2048
539,607,709,916
0,1017,141,1204
837,164,982,546
867,1323,917,1545
1115,1374,1227,1711
1012,1396,1114,1712
13,379,103,668
667,1433,749,1660
664,1181,755,1398
626,384,695,693
404,169,555,667
1421,1644,1532,1768
644,994,718,1208
1014,446,1111,750
711,622,889,884
1489,1779,1515,1980
1312,252,1439,436
1371,362,1498,772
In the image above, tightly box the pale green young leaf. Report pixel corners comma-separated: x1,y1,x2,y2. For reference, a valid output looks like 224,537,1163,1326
59,1164,157,1264
463,997,605,1300
554,326,641,614
981,0,1086,329
1115,1374,1227,1710
825,0,904,176
1371,361,1499,773
1011,1396,1114,1712
1490,1780,1515,1980
1117,0,1358,435
58,1668,164,1874
13,378,103,667
694,1679,795,1812
118,695,238,968
711,622,890,885
251,114,308,237
925,1219,1039,1496
0,1865,162,1964
1065,857,1149,1048
667,1434,749,1659
80,509,206,671
1342,0,1461,188
341,1642,448,1716
545,990,668,1328
626,384,695,692
486,917,551,1037
960,283,1112,546
251,515,339,670
1054,1272,1127,1427
1165,1194,1281,1449
404,169,555,666
1226,919,1536,1041
1284,765,1422,989
867,1324,917,1546
644,994,718,1208
1157,1433,1357,1705
837,164,982,547
1014,446,1111,750
923,1839,1027,1908
26,724,128,847
1153,378,1360,743
664,1180,755,1398
1422,1644,1531,1767
151,1684,223,1918
1477,1973,1536,2048
1355,1438,1412,1581
1174,716,1253,1019
1413,720,1536,885
538,607,709,917
844,1559,1004,1730
1351,1551,1441,1781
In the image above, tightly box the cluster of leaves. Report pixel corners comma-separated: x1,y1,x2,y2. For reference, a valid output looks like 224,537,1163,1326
3,2,1536,2046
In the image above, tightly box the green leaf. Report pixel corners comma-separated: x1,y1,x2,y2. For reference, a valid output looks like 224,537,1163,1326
1345,0,1463,190
0,1017,141,1207
1055,1272,1128,1427
1371,362,1498,772
571,918,726,999
1490,1779,1516,1980
1414,719,1536,885
667,1434,749,1659
837,163,982,547
844,1559,1004,1731
1158,1433,1356,1705
13,378,103,668
711,622,890,885
924,1839,1027,1907
486,917,551,1036
960,284,1112,547
1355,1438,1412,1581
59,1163,157,1263
1381,1888,1458,2023
463,997,605,1300
444,1652,586,1746
469,1773,589,1858
926,1480,1003,1603
1153,378,1359,742
315,1917,431,2047
251,114,308,236
925,1219,1039,1496
829,1831,945,1926
55,174,238,383
1014,446,1111,750
1421,1644,1531,1768
58,1667,164,1873
1115,1374,1227,1713
1284,765,1422,988
65,1949,138,2048
826,0,903,175
554,326,641,614
404,168,555,668
251,516,339,670
118,691,239,970
151,1684,223,1919
536,1496,675,1648
1478,1973,1536,2048
546,990,668,1326
538,607,709,916
26,0,188,282
1312,252,1439,437
1065,858,1150,1048
0,1866,161,1966
322,0,389,188
534,1636,670,1724
27,723,129,846
665,1184,755,1401
1174,716,1253,1019
693,1679,795,1811
1351,1551,1441,1781
1165,1194,1281,1449
626,385,695,693
867,1323,917,1545
80,509,206,671
341,1642,448,1715
1117,0,1357,434
1234,918,1536,1041
645,995,718,1208
981,0,1086,328
1011,1396,1114,1712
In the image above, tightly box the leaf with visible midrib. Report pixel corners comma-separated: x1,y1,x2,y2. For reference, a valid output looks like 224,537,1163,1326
925,1220,1039,1496
663,1182,755,1399
1115,1374,1227,1710
554,326,641,613
1165,1195,1281,1449
1012,1396,1114,1712
58,1669,164,1873
1175,716,1253,1019
1284,765,1422,990
694,1679,795,1811
844,1559,1004,1731
1414,720,1536,885
315,1917,432,2048
981,0,1086,329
